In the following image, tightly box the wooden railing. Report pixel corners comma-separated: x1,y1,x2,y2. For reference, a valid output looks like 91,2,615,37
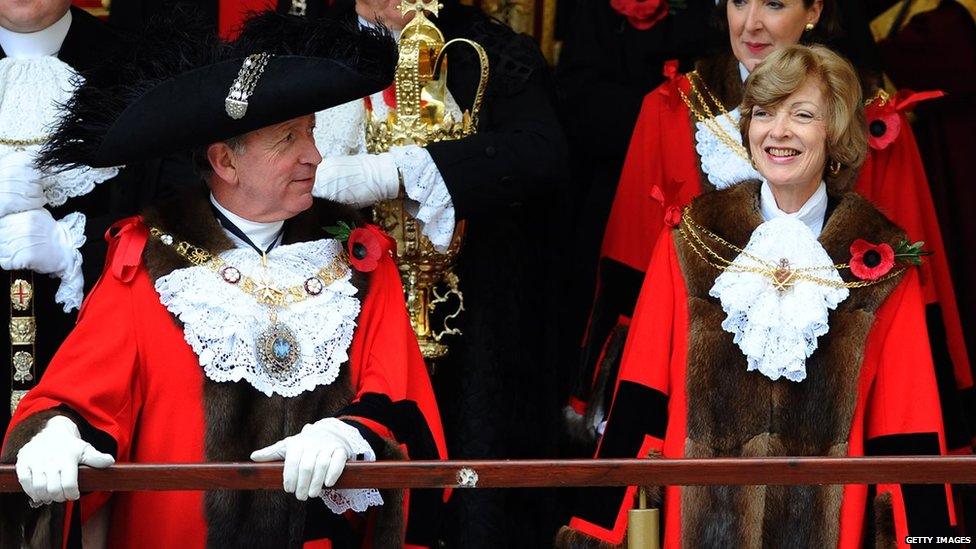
3,457,976,492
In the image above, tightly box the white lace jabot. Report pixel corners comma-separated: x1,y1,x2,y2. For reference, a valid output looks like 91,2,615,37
154,238,361,397
709,215,849,383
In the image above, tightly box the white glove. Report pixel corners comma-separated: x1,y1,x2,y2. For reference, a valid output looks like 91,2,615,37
0,208,78,274
250,418,372,501
0,151,46,218
313,153,400,208
15,415,115,505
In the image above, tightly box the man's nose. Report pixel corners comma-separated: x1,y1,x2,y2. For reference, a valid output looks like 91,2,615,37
302,138,323,166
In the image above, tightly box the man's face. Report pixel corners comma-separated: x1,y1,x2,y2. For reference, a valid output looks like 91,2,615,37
229,114,322,222
0,0,71,33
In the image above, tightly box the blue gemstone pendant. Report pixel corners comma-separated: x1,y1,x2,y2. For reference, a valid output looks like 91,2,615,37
257,321,300,378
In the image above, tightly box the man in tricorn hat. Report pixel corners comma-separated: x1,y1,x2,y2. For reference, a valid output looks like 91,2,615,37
1,11,445,547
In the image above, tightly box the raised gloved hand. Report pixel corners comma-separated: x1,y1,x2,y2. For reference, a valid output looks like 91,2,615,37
0,151,46,218
250,418,370,501
16,415,115,505
313,153,400,208
0,208,79,274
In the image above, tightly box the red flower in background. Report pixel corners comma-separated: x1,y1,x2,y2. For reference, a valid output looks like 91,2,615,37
347,225,395,273
865,89,945,150
849,239,895,281
611,0,669,30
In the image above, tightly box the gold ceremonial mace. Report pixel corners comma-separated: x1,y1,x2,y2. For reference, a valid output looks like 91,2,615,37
365,0,488,363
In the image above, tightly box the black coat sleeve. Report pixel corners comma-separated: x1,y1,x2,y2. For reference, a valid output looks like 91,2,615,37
423,18,567,221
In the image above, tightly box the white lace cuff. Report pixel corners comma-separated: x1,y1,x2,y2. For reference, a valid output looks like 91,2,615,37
320,419,384,515
389,145,455,252
40,164,120,207
54,211,86,312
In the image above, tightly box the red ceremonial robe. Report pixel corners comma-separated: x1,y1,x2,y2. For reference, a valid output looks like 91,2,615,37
574,57,974,451
562,182,954,548
1,196,447,548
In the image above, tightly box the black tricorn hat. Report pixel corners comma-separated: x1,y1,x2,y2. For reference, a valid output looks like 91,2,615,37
39,9,395,169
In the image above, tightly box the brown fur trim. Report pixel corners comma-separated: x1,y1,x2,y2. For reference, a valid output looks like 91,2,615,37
372,439,406,549
203,366,358,547
554,526,620,549
695,50,744,113
672,182,906,547
874,492,897,549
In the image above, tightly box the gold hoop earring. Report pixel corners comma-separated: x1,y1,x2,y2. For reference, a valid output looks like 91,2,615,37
805,23,815,31
828,159,841,176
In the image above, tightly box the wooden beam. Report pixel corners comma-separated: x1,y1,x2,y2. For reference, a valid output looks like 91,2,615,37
3,457,976,492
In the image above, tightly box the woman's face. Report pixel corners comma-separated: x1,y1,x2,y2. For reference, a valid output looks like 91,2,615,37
748,76,828,192
727,0,823,72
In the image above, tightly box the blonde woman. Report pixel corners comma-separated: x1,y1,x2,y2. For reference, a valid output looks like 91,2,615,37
559,45,953,549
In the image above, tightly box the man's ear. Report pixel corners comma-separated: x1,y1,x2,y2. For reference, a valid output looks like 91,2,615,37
207,142,238,185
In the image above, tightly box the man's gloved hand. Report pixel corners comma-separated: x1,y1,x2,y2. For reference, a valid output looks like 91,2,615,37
16,415,115,505
0,151,46,218
0,208,75,274
250,418,363,501
313,153,400,208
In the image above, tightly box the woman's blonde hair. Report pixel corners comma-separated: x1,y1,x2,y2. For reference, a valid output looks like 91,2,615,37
739,44,867,191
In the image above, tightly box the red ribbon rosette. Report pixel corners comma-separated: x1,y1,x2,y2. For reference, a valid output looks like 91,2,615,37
849,239,895,281
651,177,685,228
610,0,669,31
347,224,395,273
865,89,945,150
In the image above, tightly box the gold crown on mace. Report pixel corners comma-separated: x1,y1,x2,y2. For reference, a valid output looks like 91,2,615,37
364,0,489,153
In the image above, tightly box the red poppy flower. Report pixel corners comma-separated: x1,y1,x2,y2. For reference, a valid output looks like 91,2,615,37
610,0,669,30
849,239,895,281
865,89,945,150
347,224,395,273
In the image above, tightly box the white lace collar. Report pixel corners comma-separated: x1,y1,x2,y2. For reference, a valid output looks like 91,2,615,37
739,62,749,82
695,107,761,190
154,238,361,397
709,216,849,383
0,56,118,205
210,194,284,251
759,180,828,236
0,10,71,58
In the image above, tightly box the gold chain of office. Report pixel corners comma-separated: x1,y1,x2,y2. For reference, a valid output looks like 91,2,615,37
148,227,350,308
676,207,904,290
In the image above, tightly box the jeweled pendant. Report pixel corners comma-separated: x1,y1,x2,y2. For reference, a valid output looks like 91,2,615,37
256,321,300,379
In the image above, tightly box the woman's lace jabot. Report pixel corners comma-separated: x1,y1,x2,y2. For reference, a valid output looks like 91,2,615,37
695,107,760,190
709,217,850,382
154,238,361,397
0,56,119,205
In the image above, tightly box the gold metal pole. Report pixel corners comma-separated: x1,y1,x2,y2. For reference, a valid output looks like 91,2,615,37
627,487,660,549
